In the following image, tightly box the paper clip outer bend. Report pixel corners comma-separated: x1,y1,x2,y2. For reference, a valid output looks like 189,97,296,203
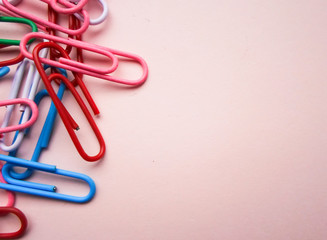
0,207,27,239
0,98,38,135
0,155,96,203
0,162,27,239
2,0,90,35
0,47,24,67
42,0,88,14
73,0,109,25
8,80,67,180
20,32,119,75
0,16,38,46
33,42,105,162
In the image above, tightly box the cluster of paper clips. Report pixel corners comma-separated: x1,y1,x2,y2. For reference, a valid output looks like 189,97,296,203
0,0,148,238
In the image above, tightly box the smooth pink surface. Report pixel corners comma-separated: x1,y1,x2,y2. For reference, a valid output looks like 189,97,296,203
1,0,327,239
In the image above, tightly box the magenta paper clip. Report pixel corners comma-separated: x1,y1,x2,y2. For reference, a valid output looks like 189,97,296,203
41,0,88,14
21,33,149,86
0,98,38,135
20,32,119,75
2,0,90,35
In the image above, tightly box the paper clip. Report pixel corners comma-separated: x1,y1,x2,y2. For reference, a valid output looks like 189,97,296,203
20,32,118,75
42,0,88,14
2,0,90,35
0,98,38,135
73,0,109,25
38,10,99,115
33,41,105,161
0,16,38,46
0,16,37,67
21,32,148,86
0,67,10,78
0,155,96,203
0,162,27,239
8,78,67,179
0,207,27,239
1,84,96,201
0,45,48,152
0,46,24,67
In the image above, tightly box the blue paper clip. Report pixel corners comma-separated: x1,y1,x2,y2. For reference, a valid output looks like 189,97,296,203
8,66,67,180
0,75,96,203
0,157,96,203
0,66,10,78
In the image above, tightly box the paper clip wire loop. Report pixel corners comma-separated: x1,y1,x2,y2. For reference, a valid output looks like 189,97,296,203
0,98,38,135
8,79,67,180
0,45,48,152
33,42,105,162
0,46,24,67
74,0,109,25
2,0,90,35
0,16,38,46
0,207,27,239
0,162,27,239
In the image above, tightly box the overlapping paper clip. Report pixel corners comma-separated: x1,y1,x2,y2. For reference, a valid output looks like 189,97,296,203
0,1,148,238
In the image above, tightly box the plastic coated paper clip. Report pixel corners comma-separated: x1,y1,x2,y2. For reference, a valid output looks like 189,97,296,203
33,41,106,162
2,0,90,35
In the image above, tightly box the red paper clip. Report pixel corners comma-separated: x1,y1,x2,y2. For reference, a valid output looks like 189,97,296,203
48,6,85,81
0,207,27,239
33,41,105,162
0,47,24,67
0,163,27,239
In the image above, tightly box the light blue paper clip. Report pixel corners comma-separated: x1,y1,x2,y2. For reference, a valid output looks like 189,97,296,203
8,66,67,180
0,66,10,78
0,157,96,203
0,69,96,203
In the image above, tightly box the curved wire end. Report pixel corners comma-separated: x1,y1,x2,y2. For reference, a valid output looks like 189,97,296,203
0,207,28,239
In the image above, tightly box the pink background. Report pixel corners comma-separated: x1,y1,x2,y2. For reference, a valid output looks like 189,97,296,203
1,0,327,239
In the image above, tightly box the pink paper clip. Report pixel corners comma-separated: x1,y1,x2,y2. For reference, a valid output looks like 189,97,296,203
20,32,119,75
21,33,149,86
2,0,90,35
41,0,88,14
0,98,38,135
0,0,22,18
